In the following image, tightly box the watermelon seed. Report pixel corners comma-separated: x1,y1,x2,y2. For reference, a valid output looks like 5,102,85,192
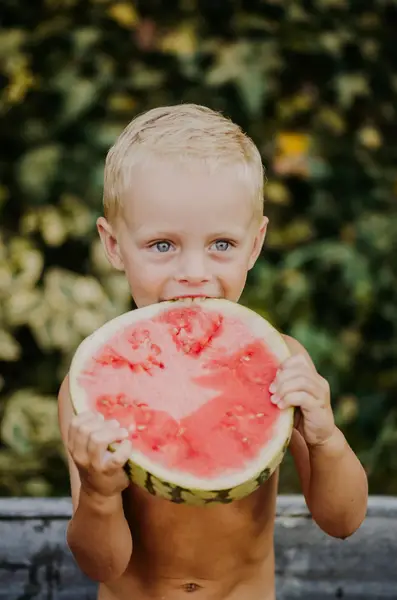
250,376,265,384
137,425,147,431
142,364,154,376
256,412,265,418
176,427,186,437
98,396,111,406
149,355,165,368
241,437,249,444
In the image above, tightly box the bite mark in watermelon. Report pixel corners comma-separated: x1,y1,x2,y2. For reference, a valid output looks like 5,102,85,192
69,299,294,504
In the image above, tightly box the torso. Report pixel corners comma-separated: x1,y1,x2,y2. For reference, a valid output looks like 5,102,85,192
98,470,279,600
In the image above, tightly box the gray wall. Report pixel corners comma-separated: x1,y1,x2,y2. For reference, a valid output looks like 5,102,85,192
0,495,395,599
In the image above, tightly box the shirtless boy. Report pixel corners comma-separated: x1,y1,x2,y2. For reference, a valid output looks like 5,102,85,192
58,104,368,600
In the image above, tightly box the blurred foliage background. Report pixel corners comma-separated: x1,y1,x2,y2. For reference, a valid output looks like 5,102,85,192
1,0,397,497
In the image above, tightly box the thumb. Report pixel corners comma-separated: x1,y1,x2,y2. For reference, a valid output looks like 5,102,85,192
103,439,133,470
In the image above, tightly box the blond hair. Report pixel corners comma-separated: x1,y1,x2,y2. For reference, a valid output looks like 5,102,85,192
103,103,265,223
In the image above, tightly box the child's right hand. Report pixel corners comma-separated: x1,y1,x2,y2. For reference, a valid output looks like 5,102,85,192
67,411,133,499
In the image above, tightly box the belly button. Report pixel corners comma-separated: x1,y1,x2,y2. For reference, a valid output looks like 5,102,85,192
182,582,202,593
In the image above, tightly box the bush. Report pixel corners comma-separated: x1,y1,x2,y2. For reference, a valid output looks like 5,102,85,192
1,0,396,496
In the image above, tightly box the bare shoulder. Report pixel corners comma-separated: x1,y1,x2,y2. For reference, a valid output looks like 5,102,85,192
282,334,315,366
57,373,81,511
283,334,309,356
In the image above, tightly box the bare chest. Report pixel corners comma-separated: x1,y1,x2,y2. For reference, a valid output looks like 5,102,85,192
123,474,278,580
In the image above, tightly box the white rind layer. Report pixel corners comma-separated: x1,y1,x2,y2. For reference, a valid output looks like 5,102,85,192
69,299,294,492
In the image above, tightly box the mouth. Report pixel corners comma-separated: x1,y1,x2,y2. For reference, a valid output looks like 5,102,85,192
161,295,217,303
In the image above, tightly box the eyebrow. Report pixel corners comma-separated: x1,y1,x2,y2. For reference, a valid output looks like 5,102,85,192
207,228,247,239
134,228,178,239
134,227,246,239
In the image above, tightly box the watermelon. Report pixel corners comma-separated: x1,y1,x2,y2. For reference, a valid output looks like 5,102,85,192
69,299,293,505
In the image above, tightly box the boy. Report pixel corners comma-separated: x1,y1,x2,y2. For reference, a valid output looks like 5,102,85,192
58,104,368,600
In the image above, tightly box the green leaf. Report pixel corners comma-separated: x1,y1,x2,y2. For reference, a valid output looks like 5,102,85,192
0,329,21,361
1,390,60,456
17,144,62,198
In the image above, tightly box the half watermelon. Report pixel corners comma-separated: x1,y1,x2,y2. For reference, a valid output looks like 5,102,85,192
69,299,293,505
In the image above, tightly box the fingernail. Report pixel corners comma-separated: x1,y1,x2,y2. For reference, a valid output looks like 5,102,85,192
269,383,276,393
119,428,128,437
270,394,279,404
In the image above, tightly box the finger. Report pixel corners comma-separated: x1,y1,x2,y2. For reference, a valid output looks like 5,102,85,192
69,416,108,467
275,370,330,401
280,353,316,372
103,439,133,473
87,424,130,470
69,411,104,436
272,391,318,411
273,362,316,383
269,368,314,396
271,375,320,401
68,412,103,455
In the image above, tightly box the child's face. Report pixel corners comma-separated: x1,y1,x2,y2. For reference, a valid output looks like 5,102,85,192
98,159,267,308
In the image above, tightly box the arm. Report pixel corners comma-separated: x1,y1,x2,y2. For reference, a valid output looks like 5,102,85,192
289,427,368,538
58,375,133,582
278,336,368,539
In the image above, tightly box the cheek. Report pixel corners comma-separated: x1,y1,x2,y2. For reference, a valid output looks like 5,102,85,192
226,250,253,273
218,259,248,288
125,258,167,288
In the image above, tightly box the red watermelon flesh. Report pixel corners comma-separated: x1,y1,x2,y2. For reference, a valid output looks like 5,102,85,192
78,305,282,479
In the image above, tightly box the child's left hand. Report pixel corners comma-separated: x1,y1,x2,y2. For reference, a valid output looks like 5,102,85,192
269,353,335,447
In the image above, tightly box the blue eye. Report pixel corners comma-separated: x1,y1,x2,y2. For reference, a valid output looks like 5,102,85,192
213,240,231,252
153,241,172,253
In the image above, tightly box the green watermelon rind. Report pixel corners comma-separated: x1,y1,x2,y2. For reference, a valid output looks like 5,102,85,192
124,432,292,506
69,298,294,505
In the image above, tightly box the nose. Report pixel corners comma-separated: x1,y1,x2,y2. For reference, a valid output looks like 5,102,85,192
175,252,210,285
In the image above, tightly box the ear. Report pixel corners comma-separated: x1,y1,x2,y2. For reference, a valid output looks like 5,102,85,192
248,216,268,270
96,217,125,271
